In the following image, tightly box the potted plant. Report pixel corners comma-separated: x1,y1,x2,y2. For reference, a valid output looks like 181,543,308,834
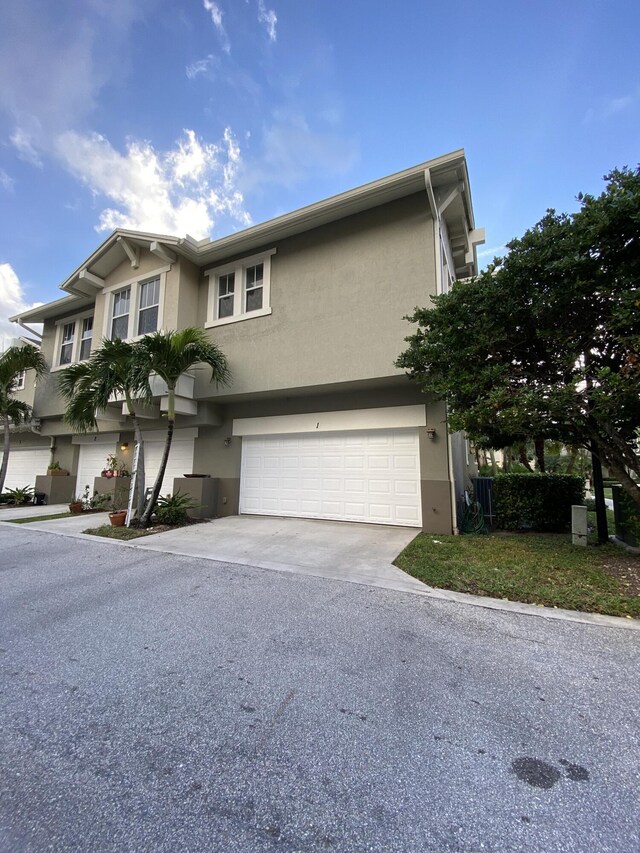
47,460,69,476
69,495,84,513
102,453,119,479
108,490,127,526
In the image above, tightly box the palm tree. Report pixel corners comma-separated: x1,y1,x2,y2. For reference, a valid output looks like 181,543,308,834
0,344,47,492
134,329,230,527
58,339,152,518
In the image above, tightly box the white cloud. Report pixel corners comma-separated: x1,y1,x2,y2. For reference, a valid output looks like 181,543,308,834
202,0,230,53
0,0,145,164
477,244,507,259
10,127,43,168
0,264,42,347
244,112,358,191
0,169,14,192
257,0,277,41
186,54,217,80
584,88,640,123
55,128,251,239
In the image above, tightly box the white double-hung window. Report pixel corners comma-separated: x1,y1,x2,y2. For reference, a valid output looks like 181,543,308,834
59,322,75,365
53,310,94,369
111,288,131,339
137,278,160,335
103,268,167,341
206,250,275,328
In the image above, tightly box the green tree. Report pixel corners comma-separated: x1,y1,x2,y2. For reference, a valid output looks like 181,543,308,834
135,329,230,527
397,167,640,507
58,339,152,518
0,344,47,493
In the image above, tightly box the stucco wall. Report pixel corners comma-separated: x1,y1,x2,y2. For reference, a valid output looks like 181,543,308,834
196,193,435,398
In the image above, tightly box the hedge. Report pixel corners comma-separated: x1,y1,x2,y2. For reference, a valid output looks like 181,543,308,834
492,474,584,532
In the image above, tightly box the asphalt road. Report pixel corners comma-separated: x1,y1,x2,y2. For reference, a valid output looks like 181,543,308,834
1,526,638,853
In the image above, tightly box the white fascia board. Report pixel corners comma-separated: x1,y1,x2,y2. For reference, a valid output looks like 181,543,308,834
233,405,427,437
10,295,93,324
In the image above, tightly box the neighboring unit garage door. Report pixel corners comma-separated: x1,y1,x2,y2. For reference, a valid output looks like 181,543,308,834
240,429,422,527
2,447,50,491
77,443,115,492
143,439,195,496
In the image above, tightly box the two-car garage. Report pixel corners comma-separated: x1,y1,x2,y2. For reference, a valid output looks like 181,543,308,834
237,407,427,528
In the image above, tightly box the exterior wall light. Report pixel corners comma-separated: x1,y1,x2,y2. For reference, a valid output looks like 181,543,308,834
120,442,129,451
426,428,437,440
224,437,232,447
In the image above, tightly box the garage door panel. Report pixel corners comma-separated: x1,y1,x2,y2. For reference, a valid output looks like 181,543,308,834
143,440,194,496
2,448,51,491
240,428,422,527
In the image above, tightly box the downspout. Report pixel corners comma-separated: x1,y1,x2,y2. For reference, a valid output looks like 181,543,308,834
424,167,459,533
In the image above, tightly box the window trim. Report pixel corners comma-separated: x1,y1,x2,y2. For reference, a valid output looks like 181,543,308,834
102,265,169,342
205,249,275,329
14,370,26,391
52,309,95,371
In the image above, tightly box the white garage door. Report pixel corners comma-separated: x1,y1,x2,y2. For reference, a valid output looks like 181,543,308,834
2,447,50,491
143,439,195,497
240,429,422,527
77,443,116,493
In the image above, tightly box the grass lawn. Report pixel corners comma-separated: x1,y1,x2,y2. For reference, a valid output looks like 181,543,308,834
9,512,76,523
394,531,640,619
84,524,159,540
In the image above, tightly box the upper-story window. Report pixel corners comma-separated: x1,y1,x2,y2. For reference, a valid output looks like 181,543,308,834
53,311,94,369
137,278,160,335
79,316,93,361
14,370,26,391
111,289,130,339
104,269,167,342
60,322,75,365
205,250,275,328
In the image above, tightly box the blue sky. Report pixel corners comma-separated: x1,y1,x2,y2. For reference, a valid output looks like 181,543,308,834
1,0,638,342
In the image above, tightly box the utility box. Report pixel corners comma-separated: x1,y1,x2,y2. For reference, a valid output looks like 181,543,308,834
471,476,495,527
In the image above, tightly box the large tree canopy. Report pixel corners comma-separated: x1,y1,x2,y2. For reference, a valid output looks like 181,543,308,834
397,167,640,506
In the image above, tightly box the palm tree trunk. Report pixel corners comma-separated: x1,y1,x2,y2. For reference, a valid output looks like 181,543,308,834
140,388,175,526
534,438,546,472
124,392,146,520
0,419,10,493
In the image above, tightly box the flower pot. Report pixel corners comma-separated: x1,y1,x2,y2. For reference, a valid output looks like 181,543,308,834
48,468,69,477
69,502,84,514
109,510,127,527
104,470,115,479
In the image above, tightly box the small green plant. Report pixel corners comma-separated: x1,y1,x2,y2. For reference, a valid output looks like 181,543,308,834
47,460,61,470
6,485,34,506
90,491,112,510
154,491,195,525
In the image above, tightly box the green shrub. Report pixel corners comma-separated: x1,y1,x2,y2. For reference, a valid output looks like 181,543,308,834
153,491,195,525
492,474,584,532
5,485,35,506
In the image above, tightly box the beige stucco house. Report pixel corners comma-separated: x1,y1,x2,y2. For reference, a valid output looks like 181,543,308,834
8,149,484,533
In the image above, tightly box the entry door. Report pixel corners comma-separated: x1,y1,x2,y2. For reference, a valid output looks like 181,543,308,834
240,429,422,527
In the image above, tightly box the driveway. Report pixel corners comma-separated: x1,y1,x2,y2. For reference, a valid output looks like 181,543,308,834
8,511,426,594
1,527,638,852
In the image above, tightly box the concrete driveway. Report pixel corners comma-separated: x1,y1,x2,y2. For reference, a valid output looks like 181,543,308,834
135,515,425,592
4,510,425,594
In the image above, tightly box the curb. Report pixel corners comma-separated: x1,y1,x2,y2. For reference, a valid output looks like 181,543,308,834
4,520,638,632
